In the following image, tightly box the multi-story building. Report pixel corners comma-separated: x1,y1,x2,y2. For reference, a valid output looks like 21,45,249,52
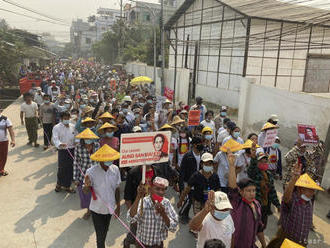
95,8,121,40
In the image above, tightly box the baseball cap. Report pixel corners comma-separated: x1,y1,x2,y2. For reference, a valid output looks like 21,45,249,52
257,152,268,161
132,126,142,132
214,191,233,210
201,153,213,162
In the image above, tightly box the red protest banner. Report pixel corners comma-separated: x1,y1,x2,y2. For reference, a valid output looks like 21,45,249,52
164,87,174,101
297,124,318,144
188,110,201,126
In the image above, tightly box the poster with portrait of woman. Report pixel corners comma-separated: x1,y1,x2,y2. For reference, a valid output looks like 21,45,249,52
297,124,318,144
119,131,171,167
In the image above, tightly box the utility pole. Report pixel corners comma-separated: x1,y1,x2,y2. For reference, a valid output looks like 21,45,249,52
153,15,157,86
160,0,165,95
118,0,123,61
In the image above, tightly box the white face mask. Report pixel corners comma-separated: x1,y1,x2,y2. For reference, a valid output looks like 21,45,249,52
301,194,312,202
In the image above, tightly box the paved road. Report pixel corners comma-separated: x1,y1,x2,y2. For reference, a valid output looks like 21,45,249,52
1,98,329,248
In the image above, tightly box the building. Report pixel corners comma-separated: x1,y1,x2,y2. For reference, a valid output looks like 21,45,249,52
70,19,97,57
124,1,176,25
95,8,121,40
166,0,330,107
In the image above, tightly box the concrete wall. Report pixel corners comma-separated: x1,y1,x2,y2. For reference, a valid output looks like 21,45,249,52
238,78,330,188
125,62,190,104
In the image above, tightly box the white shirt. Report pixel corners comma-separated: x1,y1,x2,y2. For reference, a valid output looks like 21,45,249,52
214,151,239,187
217,129,229,144
52,122,76,149
0,115,12,142
193,150,201,171
20,102,38,118
236,150,251,182
34,93,44,105
197,213,235,248
86,164,121,215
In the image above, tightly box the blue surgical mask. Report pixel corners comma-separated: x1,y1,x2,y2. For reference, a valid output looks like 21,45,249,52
205,134,213,140
272,143,280,149
213,210,230,220
301,194,312,202
80,104,86,109
233,131,240,138
220,112,227,117
104,161,113,167
44,100,50,104
105,132,114,138
147,100,152,104
203,165,213,173
62,120,70,125
85,139,94,145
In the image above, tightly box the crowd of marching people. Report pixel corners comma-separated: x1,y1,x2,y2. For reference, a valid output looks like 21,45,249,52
0,59,329,248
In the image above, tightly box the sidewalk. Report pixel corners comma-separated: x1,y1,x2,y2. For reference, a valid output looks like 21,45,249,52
0,98,329,248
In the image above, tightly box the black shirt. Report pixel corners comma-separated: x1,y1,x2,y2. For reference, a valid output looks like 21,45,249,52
188,171,221,203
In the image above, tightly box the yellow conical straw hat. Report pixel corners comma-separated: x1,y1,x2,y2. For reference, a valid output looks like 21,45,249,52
242,139,260,149
159,124,175,131
98,122,118,134
98,112,115,119
81,117,96,124
280,238,305,248
90,144,120,162
75,128,99,139
261,122,278,131
220,139,243,153
295,173,324,191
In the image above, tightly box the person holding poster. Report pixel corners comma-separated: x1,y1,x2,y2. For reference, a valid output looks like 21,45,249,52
264,137,282,180
258,122,278,148
128,177,178,248
297,124,318,143
247,145,280,232
190,96,207,122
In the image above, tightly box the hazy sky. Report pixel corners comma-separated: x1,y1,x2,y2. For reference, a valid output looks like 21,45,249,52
0,0,329,42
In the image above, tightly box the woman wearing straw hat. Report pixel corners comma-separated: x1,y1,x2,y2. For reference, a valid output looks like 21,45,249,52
74,128,100,220
83,144,121,248
98,123,119,151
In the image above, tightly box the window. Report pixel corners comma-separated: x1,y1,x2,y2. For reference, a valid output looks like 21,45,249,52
85,38,91,44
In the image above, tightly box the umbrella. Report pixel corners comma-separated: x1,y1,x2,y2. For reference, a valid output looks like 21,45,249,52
130,76,153,85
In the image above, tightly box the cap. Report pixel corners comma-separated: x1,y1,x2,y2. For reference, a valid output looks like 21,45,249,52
132,126,142,132
90,144,120,162
98,122,118,134
122,95,132,102
257,152,268,161
98,112,115,119
81,117,96,124
220,139,243,153
196,96,203,101
153,177,169,188
171,115,185,125
201,152,213,162
159,124,175,131
295,173,324,191
270,114,279,122
280,239,305,248
164,99,172,104
202,126,213,134
64,99,71,104
214,191,233,210
242,139,260,149
81,94,88,100
261,122,278,131
221,106,228,111
75,128,99,139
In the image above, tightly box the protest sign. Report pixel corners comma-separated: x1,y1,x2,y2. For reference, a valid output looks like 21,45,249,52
263,129,278,148
156,96,166,112
188,110,201,126
297,124,318,144
164,87,174,101
120,131,171,167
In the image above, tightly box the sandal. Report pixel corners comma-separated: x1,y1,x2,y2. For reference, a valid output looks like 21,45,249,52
0,171,8,176
83,211,91,220
55,185,62,192
65,187,76,193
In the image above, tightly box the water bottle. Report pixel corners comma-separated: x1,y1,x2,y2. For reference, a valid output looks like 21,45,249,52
203,186,210,202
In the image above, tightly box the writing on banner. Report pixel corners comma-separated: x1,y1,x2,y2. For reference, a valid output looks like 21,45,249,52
164,87,174,101
188,110,201,126
120,131,171,167
263,129,278,148
297,124,318,144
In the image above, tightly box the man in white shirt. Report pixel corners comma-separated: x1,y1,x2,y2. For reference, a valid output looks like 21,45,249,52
84,144,121,248
52,111,76,193
20,92,39,147
0,109,15,176
190,190,235,248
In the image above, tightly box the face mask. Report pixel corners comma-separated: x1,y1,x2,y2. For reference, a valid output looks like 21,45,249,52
104,161,113,167
272,143,280,149
220,112,227,117
213,210,230,220
152,193,164,203
62,120,70,125
139,103,145,107
85,139,94,145
233,131,240,138
122,109,128,115
90,99,96,103
258,163,269,171
203,165,213,173
205,134,213,140
180,133,187,138
80,104,86,109
301,194,312,202
105,132,114,138
134,114,140,119
147,100,153,104
44,100,50,104
196,144,204,152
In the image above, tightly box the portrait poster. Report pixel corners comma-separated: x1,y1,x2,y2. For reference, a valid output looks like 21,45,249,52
263,129,278,148
297,124,318,144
